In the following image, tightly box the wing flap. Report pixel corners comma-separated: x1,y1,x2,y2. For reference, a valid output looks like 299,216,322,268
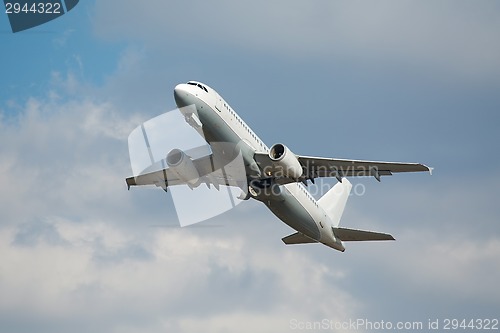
333,227,395,241
282,232,318,245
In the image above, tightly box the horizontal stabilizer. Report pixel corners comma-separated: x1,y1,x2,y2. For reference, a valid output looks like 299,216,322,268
333,227,395,241
282,232,318,245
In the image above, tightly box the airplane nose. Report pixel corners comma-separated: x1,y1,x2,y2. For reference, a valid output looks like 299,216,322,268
173,84,183,100
174,84,190,107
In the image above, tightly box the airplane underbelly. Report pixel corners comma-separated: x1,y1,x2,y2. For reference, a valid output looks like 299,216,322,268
265,189,321,240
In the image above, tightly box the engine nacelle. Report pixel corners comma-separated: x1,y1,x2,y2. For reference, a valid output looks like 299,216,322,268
166,148,200,186
269,143,303,179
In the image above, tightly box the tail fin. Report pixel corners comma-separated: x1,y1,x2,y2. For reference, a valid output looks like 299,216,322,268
317,178,352,227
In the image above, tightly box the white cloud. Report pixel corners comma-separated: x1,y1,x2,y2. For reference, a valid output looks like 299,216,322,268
400,234,500,303
0,75,362,332
0,218,361,333
1,64,498,332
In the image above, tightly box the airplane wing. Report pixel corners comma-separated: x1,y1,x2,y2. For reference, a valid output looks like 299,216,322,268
254,153,431,183
127,153,213,189
126,151,246,191
298,155,430,181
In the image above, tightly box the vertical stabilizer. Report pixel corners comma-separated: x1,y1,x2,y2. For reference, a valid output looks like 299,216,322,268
317,179,352,227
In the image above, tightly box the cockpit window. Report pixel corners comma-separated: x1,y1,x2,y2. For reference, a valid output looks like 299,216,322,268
187,81,208,93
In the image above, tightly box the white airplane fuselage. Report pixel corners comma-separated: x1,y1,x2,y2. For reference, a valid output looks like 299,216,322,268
173,82,346,251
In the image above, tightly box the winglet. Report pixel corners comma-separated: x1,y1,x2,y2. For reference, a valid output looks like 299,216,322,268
126,177,136,190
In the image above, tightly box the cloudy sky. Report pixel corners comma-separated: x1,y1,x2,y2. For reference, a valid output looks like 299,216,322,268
1,1,499,332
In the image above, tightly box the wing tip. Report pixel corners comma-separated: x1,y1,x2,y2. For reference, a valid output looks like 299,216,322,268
126,177,136,187
417,163,433,175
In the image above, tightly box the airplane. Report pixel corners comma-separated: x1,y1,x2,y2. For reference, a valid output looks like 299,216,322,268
126,81,431,252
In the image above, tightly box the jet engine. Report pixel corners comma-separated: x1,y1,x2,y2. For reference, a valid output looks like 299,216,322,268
166,148,200,186
269,143,303,179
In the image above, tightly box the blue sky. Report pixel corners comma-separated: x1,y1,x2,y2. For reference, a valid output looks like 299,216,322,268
1,1,499,332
